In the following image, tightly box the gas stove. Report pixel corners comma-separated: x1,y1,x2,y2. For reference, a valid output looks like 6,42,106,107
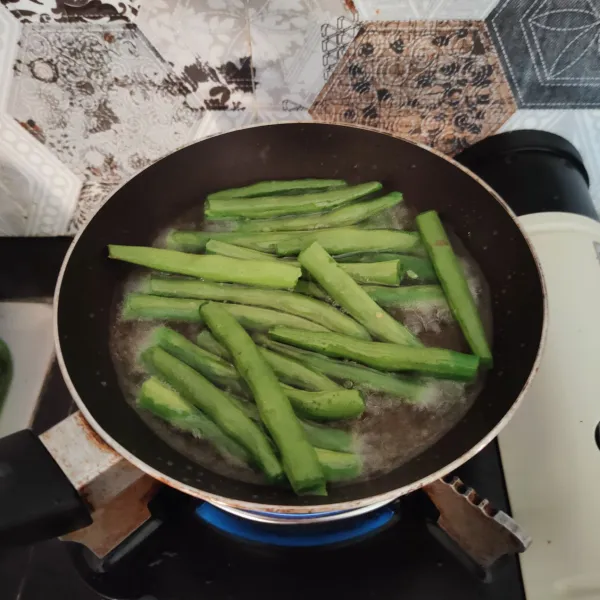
0,238,525,600
67,456,525,600
2,130,599,600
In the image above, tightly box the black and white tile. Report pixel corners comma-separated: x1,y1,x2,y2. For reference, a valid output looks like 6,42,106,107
249,0,355,111
487,0,600,107
7,22,205,225
137,0,255,111
0,0,140,23
0,5,81,235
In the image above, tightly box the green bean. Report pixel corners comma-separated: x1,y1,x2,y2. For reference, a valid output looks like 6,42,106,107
125,293,329,333
108,245,301,289
281,385,365,421
237,192,403,233
122,294,203,322
337,253,437,283
257,337,432,402
294,280,331,302
339,260,402,286
298,242,420,346
258,345,342,391
138,377,251,464
193,247,402,289
226,392,356,452
141,346,282,481
201,303,325,496
151,327,248,397
416,211,492,366
140,379,359,480
165,230,300,253
196,331,342,393
220,303,329,333
276,228,424,257
206,182,383,220
362,285,449,310
207,179,347,201
205,240,278,261
196,330,231,361
300,421,354,453
152,326,227,365
270,328,480,381
315,448,362,482
149,278,370,339
294,281,447,311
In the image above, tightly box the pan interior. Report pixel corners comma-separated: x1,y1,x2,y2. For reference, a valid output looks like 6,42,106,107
57,123,544,508
110,216,491,486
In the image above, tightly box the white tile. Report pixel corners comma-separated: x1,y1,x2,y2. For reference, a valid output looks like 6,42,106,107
137,0,254,110
8,23,206,230
0,0,140,23
0,5,20,111
0,302,54,437
0,114,81,236
193,106,313,140
249,0,355,111
254,107,312,123
193,108,256,139
353,0,499,20
500,110,600,209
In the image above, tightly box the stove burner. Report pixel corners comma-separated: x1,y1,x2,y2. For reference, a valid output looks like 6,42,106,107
196,503,397,547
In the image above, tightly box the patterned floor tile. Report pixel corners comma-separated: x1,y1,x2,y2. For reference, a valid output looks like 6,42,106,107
0,0,140,23
137,0,254,111
0,5,20,110
8,22,205,227
500,110,600,207
0,114,81,235
193,108,256,139
193,105,312,141
488,0,600,107
249,0,355,111
310,20,517,155
353,0,499,21
254,106,312,123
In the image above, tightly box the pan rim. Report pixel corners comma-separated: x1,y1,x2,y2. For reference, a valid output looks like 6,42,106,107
53,121,548,514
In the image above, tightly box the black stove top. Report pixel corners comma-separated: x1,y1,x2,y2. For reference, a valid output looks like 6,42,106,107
0,237,525,600
68,451,524,600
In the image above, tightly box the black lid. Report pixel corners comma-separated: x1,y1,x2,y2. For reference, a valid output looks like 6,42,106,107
456,130,589,186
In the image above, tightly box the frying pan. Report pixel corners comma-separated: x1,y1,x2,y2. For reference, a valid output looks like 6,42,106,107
1,123,546,534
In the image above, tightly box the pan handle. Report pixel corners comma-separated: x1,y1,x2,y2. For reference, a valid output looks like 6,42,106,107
424,476,531,570
0,428,91,546
0,412,153,549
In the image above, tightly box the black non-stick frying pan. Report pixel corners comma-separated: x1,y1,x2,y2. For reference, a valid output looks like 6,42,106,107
7,123,547,526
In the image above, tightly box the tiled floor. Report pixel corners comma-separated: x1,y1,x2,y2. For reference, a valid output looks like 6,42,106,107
0,0,599,233
310,20,517,155
8,21,204,226
488,0,600,108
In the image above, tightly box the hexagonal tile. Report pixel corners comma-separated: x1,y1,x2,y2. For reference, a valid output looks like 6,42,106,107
0,0,140,23
0,113,81,235
0,5,20,110
487,0,600,107
352,0,499,21
310,20,517,155
137,0,254,111
249,0,356,111
8,22,206,223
